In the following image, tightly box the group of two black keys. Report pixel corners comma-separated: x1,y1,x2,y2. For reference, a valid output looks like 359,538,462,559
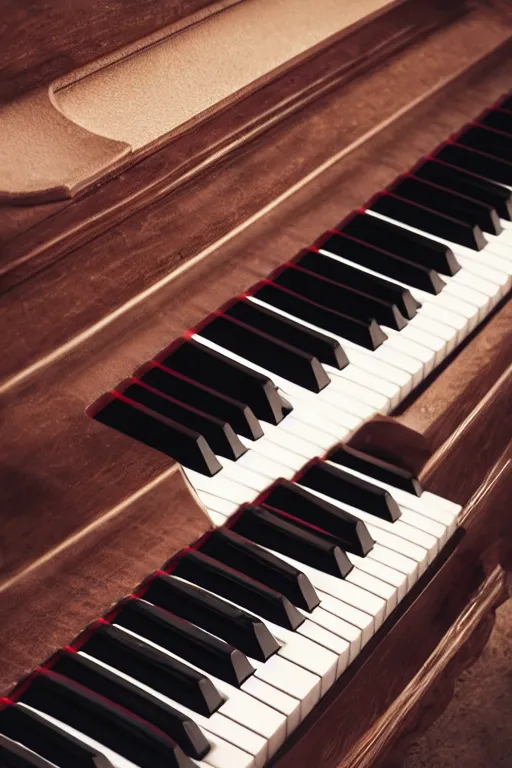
91,97,512,476
0,445,420,768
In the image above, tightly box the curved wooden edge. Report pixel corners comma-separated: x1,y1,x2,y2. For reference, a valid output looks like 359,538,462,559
343,565,509,768
0,88,131,204
347,415,433,476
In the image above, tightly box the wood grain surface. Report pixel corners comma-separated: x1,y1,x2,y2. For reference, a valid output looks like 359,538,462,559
0,0,233,103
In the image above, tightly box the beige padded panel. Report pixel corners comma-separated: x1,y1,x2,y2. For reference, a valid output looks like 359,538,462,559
0,90,131,203
55,0,394,149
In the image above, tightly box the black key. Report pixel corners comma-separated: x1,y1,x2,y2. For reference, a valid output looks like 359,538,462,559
75,622,223,717
261,480,374,557
49,650,209,760
158,340,287,425
197,528,320,612
391,175,502,235
327,442,422,496
251,281,387,350
15,671,193,768
271,263,407,331
370,193,487,250
294,249,420,320
436,143,512,186
118,379,247,460
0,733,65,768
457,124,512,164
110,598,254,687
138,573,279,661
224,297,349,370
337,212,459,276
89,392,222,476
169,550,305,631
198,314,330,393
320,230,446,293
0,704,110,768
297,460,400,523
230,505,353,578
413,158,512,220
478,109,512,138
137,364,264,440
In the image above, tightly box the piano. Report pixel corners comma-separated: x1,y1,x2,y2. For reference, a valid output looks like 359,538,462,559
0,0,511,765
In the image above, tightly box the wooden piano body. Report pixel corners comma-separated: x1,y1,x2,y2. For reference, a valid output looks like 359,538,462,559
0,0,511,765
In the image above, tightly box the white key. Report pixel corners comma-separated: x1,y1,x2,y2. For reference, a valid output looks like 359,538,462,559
320,373,389,414
241,675,301,735
345,567,397,613
243,427,318,464
196,729,256,768
277,414,342,450
238,436,305,472
395,506,448,545
296,606,352,669
348,552,408,601
292,615,351,674
184,469,257,506
382,326,437,374
201,493,240,518
367,543,419,588
110,629,278,765
228,453,295,481
260,619,339,691
387,323,446,366
249,654,320,718
329,360,401,407
19,704,136,768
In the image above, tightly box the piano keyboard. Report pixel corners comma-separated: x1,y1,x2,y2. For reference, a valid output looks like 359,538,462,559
1,94,511,768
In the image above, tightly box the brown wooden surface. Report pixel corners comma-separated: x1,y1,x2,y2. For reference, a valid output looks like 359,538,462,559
0,0,503,286
0,0,232,104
